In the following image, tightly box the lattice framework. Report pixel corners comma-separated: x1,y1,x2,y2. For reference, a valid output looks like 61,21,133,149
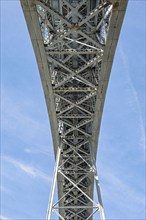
20,0,128,219
34,0,112,219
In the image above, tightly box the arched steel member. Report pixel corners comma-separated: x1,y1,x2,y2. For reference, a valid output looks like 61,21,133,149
21,0,128,219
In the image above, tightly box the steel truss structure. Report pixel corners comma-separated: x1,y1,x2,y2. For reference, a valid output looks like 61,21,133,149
21,0,128,219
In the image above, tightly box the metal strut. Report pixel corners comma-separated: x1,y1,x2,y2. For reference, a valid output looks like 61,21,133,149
20,0,130,219
46,140,62,220
35,0,113,219
46,137,105,220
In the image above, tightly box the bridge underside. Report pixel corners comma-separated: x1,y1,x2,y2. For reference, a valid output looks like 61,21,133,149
21,0,128,219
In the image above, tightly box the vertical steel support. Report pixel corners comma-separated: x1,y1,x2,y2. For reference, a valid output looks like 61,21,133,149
46,137,105,220
89,138,105,220
21,0,128,219
46,140,62,220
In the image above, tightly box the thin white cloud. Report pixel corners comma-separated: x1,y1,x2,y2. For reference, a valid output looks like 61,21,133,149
100,170,145,218
0,216,11,220
1,88,51,143
1,87,54,156
2,156,52,183
0,186,11,195
103,171,144,201
24,146,54,158
119,45,145,149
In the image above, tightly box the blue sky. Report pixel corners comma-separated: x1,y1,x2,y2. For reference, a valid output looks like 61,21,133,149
1,1,145,220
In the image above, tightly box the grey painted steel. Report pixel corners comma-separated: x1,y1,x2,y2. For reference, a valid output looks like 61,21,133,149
21,0,128,219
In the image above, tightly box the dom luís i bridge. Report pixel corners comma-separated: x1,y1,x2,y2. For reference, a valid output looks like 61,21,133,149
21,0,128,219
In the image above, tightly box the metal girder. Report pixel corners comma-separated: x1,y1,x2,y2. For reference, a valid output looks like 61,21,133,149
36,0,111,219
21,0,128,219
